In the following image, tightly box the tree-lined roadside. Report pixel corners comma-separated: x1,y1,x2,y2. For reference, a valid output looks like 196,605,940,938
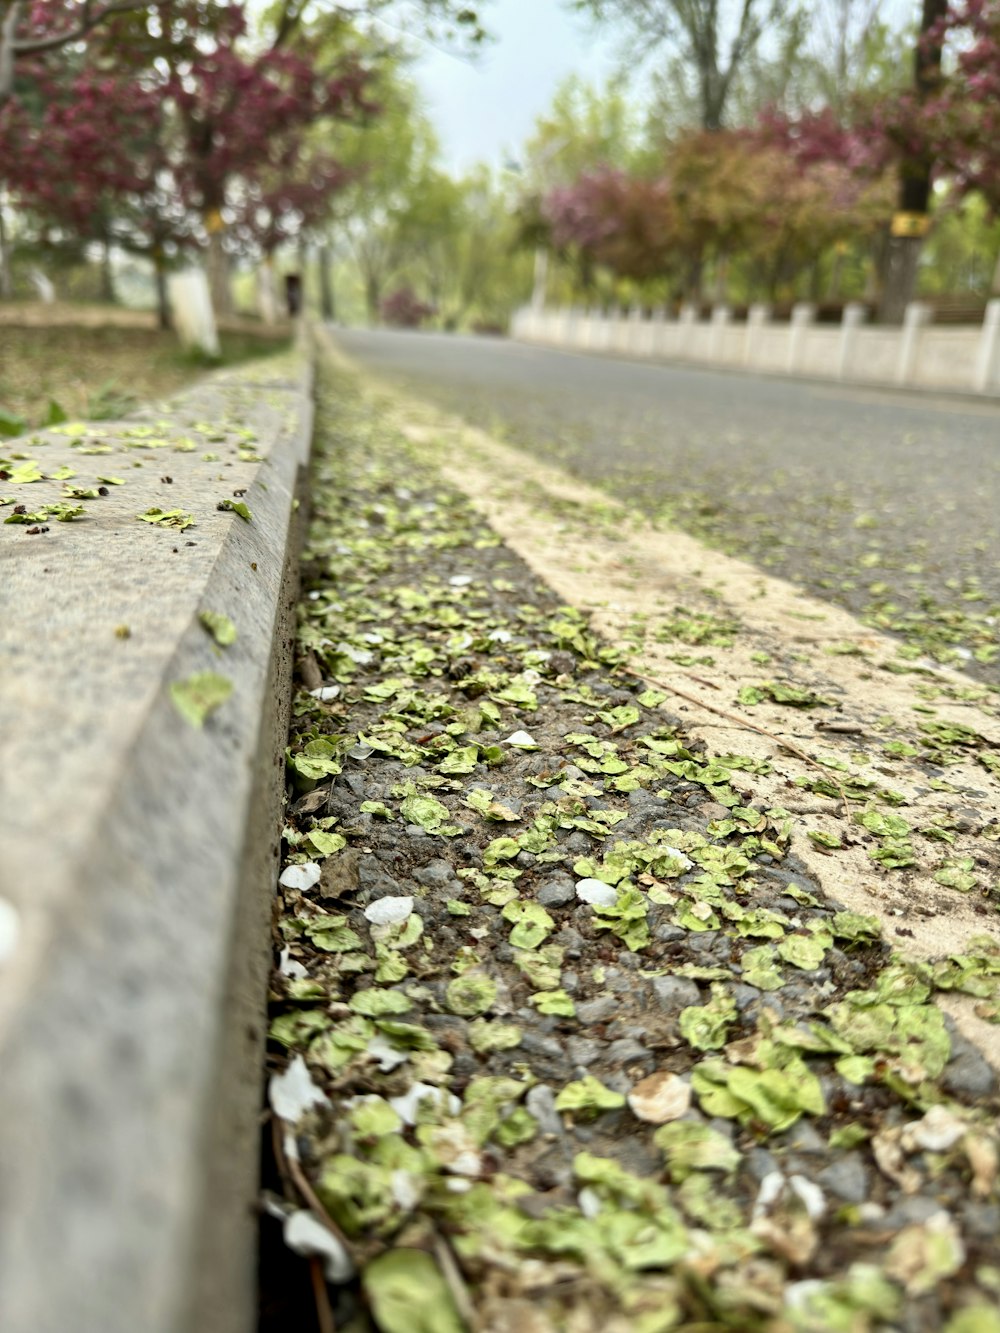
261,343,1000,1333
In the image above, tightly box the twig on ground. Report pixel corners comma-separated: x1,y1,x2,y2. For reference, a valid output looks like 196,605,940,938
299,653,323,692
309,1256,337,1333
432,1229,478,1331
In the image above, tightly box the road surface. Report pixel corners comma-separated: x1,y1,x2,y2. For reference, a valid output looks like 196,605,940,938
332,327,1000,684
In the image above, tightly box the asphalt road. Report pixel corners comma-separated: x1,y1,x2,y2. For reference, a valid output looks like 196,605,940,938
332,327,1000,684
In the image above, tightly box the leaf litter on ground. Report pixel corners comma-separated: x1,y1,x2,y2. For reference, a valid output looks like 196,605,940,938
265,353,1000,1333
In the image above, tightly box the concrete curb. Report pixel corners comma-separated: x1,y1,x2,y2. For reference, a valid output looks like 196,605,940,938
0,334,314,1333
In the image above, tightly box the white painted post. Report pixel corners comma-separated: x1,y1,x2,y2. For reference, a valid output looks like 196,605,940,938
256,258,279,326
582,306,596,350
838,302,867,380
710,305,732,362
627,302,643,354
167,269,220,358
896,301,931,384
531,248,548,311
974,299,1000,393
679,302,698,326
744,303,770,367
787,302,816,374
29,267,55,303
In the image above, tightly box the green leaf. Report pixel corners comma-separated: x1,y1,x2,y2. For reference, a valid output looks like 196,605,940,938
446,971,497,1016
830,911,882,943
218,498,252,521
808,829,842,850
400,794,460,836
362,1250,465,1333
654,1121,740,1181
350,1096,402,1138
438,745,479,774
199,610,237,647
934,859,978,893
531,988,576,1017
465,789,519,821
502,899,554,949
777,932,830,971
169,671,232,727
306,915,363,953
740,945,784,991
349,988,412,1017
678,986,736,1051
138,507,195,531
467,1019,522,1053
0,407,27,438
307,830,347,857
39,399,68,427
554,1076,626,1115
360,800,395,820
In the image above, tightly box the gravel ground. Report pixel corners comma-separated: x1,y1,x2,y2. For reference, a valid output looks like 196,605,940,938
261,353,1000,1333
330,328,1000,689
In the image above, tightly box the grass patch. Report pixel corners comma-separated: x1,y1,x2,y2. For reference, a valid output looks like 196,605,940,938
0,322,292,429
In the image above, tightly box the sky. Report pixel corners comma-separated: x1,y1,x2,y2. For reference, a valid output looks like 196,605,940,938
411,0,621,174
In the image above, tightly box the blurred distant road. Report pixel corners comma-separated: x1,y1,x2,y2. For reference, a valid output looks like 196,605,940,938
331,326,1000,681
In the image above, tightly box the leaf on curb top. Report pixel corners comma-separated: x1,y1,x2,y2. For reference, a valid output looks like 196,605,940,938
199,610,237,647
138,507,195,530
218,498,253,521
169,671,232,727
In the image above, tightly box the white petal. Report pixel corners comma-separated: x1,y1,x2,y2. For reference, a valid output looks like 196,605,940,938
365,1035,409,1072
278,948,308,979
661,846,694,869
336,641,374,665
504,730,538,748
0,898,20,966
309,685,341,701
283,1210,354,1283
364,895,414,926
575,878,619,906
578,1187,602,1219
269,1054,330,1123
278,862,321,890
449,574,473,586
790,1175,826,1220
389,1081,461,1126
391,1170,421,1210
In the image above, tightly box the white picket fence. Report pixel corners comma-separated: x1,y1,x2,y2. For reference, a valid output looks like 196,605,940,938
511,299,1000,397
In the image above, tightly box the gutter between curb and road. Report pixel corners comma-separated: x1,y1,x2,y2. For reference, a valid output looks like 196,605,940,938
0,331,315,1333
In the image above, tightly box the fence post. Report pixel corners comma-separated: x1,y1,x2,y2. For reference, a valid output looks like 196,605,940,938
838,302,867,380
787,302,816,374
710,305,732,362
744,303,770,367
974,299,1000,393
896,301,931,384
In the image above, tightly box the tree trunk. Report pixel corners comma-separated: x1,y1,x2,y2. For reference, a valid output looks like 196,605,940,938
991,243,1000,298
153,252,171,330
365,272,381,324
827,246,845,301
257,254,279,325
318,242,334,321
880,238,924,324
100,235,115,304
205,228,233,320
0,193,11,299
878,0,947,323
